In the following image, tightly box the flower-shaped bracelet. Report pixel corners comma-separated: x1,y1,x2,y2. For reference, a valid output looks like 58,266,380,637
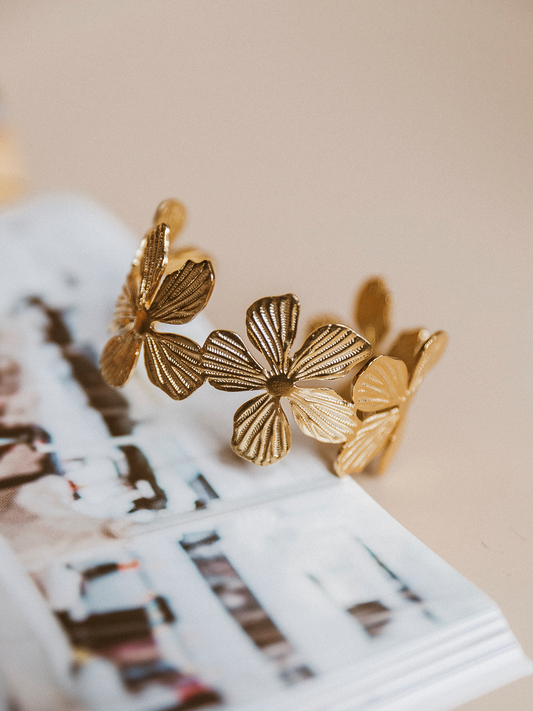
101,223,214,399
203,293,371,465
334,331,448,476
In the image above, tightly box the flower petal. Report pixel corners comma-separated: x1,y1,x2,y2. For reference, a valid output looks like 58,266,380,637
306,312,343,336
288,324,371,381
387,328,428,379
334,408,401,476
144,332,205,400
153,199,187,244
109,270,139,333
148,260,214,324
288,386,355,443
203,330,267,391
232,393,291,465
377,416,407,474
100,331,143,387
354,276,392,349
351,355,409,412
131,234,146,270
139,224,169,307
409,330,448,394
165,247,212,275
246,294,299,374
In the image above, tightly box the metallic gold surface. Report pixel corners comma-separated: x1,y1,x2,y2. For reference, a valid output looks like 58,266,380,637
153,198,187,241
130,199,212,275
154,198,212,271
100,217,215,399
334,331,448,476
306,312,343,336
203,294,372,465
355,277,392,350
309,276,393,355
307,276,447,475
387,328,429,378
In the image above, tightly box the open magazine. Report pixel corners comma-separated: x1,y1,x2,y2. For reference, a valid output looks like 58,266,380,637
0,196,530,711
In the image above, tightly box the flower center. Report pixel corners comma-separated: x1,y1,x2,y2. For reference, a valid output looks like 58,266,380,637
266,373,294,398
134,307,151,335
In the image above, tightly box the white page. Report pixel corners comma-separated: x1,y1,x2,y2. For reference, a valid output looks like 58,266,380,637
0,196,529,711
0,195,334,541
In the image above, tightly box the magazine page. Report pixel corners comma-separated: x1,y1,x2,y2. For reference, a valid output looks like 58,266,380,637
0,195,334,556
0,197,529,711
0,476,520,711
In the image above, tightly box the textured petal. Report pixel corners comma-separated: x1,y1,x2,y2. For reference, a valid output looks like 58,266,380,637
148,260,214,324
153,199,187,244
165,247,212,275
100,331,143,387
288,324,371,381
351,355,409,412
144,332,205,400
334,408,401,476
306,312,343,337
409,331,448,394
355,277,392,349
203,330,267,391
232,393,291,465
246,294,299,374
377,416,407,474
288,387,355,443
109,270,139,333
139,224,169,307
387,328,428,379
131,234,147,270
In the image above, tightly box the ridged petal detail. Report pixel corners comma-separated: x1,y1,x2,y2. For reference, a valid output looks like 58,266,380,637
109,270,138,333
351,355,409,412
377,416,407,474
246,294,299,374
139,224,169,307
288,386,355,443
409,331,448,394
334,408,401,476
100,331,143,387
387,328,428,379
144,332,205,400
203,330,267,391
148,259,214,325
289,324,371,381
232,393,291,465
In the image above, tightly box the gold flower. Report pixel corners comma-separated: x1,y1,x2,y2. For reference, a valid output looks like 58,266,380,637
100,222,215,399
356,276,442,374
203,294,372,465
334,331,448,476
310,276,431,362
148,198,213,273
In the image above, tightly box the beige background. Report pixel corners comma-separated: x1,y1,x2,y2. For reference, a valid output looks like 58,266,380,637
1,2,532,709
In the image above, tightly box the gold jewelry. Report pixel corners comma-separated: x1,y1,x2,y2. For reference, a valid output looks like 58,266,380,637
98,209,446,475
203,294,371,465
308,276,392,353
130,199,213,274
355,276,392,350
334,333,448,476
153,198,213,270
328,277,448,475
100,204,215,399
